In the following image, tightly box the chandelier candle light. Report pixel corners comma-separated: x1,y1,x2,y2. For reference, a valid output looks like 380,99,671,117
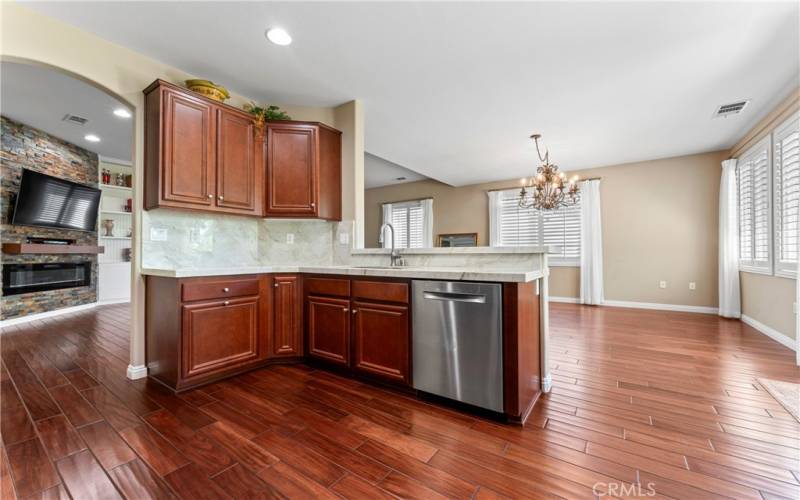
518,134,579,210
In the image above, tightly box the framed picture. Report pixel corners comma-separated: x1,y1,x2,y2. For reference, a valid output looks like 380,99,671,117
437,233,478,247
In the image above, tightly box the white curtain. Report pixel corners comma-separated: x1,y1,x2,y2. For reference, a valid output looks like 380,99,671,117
579,180,604,305
719,159,741,318
381,203,393,248
421,198,434,247
488,190,502,246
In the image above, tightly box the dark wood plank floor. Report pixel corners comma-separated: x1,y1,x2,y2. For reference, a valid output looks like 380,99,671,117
1,303,798,499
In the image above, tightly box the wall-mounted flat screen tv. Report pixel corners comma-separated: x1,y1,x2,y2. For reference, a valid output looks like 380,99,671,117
12,169,101,232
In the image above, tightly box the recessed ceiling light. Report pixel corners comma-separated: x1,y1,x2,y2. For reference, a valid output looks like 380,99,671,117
266,27,292,46
84,134,100,142
113,108,132,118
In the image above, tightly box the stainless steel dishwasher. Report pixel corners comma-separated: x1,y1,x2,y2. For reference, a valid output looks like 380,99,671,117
412,280,503,412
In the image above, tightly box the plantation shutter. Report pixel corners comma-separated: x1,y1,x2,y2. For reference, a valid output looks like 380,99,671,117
494,188,581,264
774,116,799,276
498,190,539,246
738,157,754,261
737,137,771,272
541,197,581,262
384,199,431,248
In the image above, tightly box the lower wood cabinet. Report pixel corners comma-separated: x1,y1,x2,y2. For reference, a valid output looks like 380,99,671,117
307,296,350,366
272,275,303,357
305,278,410,386
181,296,259,378
145,274,302,391
352,300,409,383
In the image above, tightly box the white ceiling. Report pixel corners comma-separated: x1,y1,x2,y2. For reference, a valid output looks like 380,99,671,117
365,153,428,189
0,61,133,160
27,2,799,186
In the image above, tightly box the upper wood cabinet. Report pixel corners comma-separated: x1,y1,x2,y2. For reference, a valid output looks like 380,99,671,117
265,121,342,220
144,80,341,220
144,80,263,216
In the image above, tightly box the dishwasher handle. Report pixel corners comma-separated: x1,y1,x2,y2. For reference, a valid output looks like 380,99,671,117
422,291,487,303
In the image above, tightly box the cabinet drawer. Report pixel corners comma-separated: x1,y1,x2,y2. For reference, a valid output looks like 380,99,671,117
305,278,350,297
352,280,408,303
182,278,259,302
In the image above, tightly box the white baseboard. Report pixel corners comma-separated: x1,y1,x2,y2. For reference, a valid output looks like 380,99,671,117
741,315,796,351
97,299,131,306
549,296,580,304
126,364,148,380
0,302,98,328
548,297,718,315
603,300,718,315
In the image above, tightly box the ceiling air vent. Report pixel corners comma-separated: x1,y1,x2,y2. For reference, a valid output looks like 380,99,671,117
62,114,88,125
714,100,749,118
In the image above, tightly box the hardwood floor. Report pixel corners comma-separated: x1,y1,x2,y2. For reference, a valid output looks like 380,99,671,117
1,302,798,499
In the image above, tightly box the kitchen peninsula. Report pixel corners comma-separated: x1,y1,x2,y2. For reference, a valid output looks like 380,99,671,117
143,246,552,424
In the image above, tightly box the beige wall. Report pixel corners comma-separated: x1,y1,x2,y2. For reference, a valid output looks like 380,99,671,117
741,273,796,340
1,3,364,368
731,89,799,342
366,150,726,308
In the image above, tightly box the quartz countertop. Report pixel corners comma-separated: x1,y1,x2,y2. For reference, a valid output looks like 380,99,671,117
141,264,546,283
350,246,558,255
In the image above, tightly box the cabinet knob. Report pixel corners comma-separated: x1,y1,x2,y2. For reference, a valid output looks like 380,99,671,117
218,196,224,201
207,194,213,199
352,309,357,314
223,300,230,306
222,287,230,293
274,283,279,287
310,202,316,208
343,308,349,312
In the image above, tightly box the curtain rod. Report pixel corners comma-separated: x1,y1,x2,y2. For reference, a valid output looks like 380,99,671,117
381,196,434,205
486,176,601,193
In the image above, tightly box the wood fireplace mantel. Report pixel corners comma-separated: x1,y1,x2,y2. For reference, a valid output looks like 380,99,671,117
1,243,105,255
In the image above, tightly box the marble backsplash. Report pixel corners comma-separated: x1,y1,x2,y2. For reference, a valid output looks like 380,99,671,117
142,209,355,269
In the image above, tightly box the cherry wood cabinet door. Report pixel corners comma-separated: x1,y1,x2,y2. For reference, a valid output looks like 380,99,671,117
352,301,409,384
216,109,259,213
307,296,350,366
162,88,215,207
181,296,259,380
272,275,302,357
265,124,317,216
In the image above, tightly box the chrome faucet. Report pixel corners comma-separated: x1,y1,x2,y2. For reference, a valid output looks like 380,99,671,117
379,222,403,267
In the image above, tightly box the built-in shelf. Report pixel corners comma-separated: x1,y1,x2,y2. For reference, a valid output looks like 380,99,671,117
101,210,132,215
2,243,105,255
100,236,131,240
99,184,132,192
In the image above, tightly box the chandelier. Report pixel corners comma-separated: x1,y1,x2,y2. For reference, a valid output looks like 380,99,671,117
518,134,579,210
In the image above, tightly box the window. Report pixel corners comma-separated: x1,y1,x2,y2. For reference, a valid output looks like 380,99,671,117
737,137,772,273
381,199,433,248
737,113,799,278
774,116,799,277
491,188,581,265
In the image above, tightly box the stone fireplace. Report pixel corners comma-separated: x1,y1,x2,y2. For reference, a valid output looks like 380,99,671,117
1,116,99,319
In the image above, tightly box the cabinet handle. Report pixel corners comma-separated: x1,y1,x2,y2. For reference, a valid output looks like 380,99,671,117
207,194,213,199
223,300,230,306
222,287,230,293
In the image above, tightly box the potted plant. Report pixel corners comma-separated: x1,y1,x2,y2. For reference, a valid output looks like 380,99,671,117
243,102,291,129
